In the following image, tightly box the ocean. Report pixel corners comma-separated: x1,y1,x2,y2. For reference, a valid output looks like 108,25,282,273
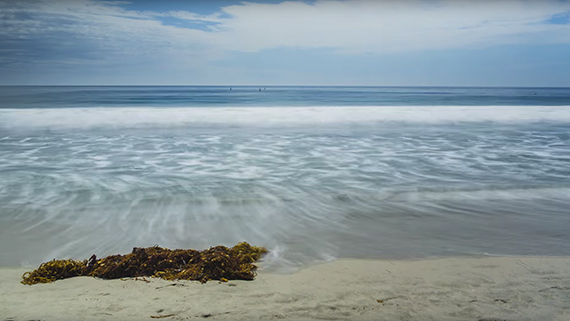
1,86,569,271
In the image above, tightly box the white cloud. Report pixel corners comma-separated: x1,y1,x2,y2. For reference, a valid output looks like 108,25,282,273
1,0,570,65
212,0,570,53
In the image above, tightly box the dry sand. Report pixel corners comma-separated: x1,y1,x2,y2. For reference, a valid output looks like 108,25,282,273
1,257,569,321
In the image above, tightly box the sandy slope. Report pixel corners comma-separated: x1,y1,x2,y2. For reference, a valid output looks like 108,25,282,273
1,257,569,321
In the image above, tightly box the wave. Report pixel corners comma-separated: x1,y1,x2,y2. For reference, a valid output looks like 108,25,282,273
3,183,570,269
1,106,570,130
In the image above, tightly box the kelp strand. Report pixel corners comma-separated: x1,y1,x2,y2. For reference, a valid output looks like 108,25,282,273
21,242,267,285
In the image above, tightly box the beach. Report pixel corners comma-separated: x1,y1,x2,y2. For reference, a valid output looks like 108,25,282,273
2,256,569,321
2,0,570,317
1,87,570,320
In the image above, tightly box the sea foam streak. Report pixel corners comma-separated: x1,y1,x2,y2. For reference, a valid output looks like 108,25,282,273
1,106,570,131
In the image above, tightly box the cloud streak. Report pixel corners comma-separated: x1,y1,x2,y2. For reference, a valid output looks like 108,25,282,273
1,0,570,84
2,1,570,58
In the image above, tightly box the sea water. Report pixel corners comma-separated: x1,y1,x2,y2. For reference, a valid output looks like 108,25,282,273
1,86,569,271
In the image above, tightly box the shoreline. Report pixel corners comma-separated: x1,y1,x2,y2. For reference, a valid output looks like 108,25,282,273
2,256,570,321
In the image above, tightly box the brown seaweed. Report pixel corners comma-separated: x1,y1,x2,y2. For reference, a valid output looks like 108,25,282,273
21,242,267,285
21,259,86,284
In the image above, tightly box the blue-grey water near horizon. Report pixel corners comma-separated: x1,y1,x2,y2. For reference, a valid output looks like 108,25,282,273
1,86,569,271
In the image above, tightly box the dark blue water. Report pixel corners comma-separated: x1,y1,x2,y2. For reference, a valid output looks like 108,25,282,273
1,86,570,270
1,86,570,108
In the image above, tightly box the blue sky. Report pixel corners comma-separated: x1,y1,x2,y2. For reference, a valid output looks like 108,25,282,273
1,0,570,86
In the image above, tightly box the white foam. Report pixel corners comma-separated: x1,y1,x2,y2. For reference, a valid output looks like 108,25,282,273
387,187,570,202
1,106,570,130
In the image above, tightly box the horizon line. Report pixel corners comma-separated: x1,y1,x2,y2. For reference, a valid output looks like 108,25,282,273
1,85,570,89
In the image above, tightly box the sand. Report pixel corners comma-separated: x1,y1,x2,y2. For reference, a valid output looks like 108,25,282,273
1,257,569,321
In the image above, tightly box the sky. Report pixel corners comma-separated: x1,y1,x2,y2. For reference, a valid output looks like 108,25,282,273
1,0,570,86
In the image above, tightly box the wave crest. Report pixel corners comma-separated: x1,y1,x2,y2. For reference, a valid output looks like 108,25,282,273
2,106,570,131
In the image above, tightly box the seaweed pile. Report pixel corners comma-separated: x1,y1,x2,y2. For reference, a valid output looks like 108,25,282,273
22,242,267,285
